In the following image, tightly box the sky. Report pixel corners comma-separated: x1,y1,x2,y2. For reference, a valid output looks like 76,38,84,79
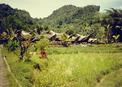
0,0,122,18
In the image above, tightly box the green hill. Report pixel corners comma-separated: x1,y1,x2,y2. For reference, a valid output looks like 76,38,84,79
0,4,36,34
42,5,100,34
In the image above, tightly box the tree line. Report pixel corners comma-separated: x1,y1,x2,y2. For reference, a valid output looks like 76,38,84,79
0,4,122,44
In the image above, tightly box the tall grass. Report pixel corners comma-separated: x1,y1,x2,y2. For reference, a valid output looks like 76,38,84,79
32,52,122,87
99,69,122,87
2,44,122,87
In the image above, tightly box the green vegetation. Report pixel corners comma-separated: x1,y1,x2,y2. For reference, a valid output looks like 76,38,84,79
0,4,37,34
99,69,122,87
2,44,122,87
43,5,100,34
1,4,122,43
0,3,122,87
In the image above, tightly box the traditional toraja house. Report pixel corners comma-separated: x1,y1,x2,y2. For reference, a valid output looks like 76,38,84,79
47,30,62,42
47,30,69,46
21,31,31,36
47,30,62,41
71,33,95,44
44,30,103,46
47,30,95,45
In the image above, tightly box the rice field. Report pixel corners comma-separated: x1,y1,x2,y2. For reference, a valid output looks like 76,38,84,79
2,44,122,87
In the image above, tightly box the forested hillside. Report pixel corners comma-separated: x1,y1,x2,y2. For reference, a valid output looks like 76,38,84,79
1,3,122,87
0,4,122,43
0,4,37,34
42,5,101,33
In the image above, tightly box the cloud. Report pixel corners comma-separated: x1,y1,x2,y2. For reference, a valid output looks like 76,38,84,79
100,0,122,11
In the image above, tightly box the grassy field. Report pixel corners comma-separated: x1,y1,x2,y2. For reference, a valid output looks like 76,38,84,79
2,44,122,87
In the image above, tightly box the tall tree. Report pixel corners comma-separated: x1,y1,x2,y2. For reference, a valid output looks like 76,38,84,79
102,8,122,43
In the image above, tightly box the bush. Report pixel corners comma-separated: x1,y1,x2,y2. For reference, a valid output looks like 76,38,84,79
6,40,19,51
35,38,49,50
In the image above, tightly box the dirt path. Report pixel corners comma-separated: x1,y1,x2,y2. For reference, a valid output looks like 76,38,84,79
0,46,9,87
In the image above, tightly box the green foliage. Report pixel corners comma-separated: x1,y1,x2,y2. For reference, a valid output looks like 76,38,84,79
65,29,75,35
102,8,122,42
60,33,68,41
6,40,19,51
99,69,122,87
35,38,49,50
0,4,37,34
91,23,106,41
1,3,122,45
113,35,120,43
42,5,100,33
0,32,8,39
2,44,122,87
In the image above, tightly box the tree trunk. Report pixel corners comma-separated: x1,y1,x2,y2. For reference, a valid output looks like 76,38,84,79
106,25,112,43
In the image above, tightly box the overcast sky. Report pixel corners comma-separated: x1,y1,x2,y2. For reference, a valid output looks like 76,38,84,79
0,0,122,18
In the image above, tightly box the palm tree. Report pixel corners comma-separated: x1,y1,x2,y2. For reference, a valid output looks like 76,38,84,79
102,8,122,43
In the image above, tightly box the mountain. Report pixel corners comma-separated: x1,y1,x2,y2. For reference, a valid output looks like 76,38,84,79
0,4,36,34
0,4,15,18
0,4,102,38
43,5,79,24
42,5,100,33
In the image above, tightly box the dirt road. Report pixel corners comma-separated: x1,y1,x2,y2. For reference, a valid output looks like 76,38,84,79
0,46,9,87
